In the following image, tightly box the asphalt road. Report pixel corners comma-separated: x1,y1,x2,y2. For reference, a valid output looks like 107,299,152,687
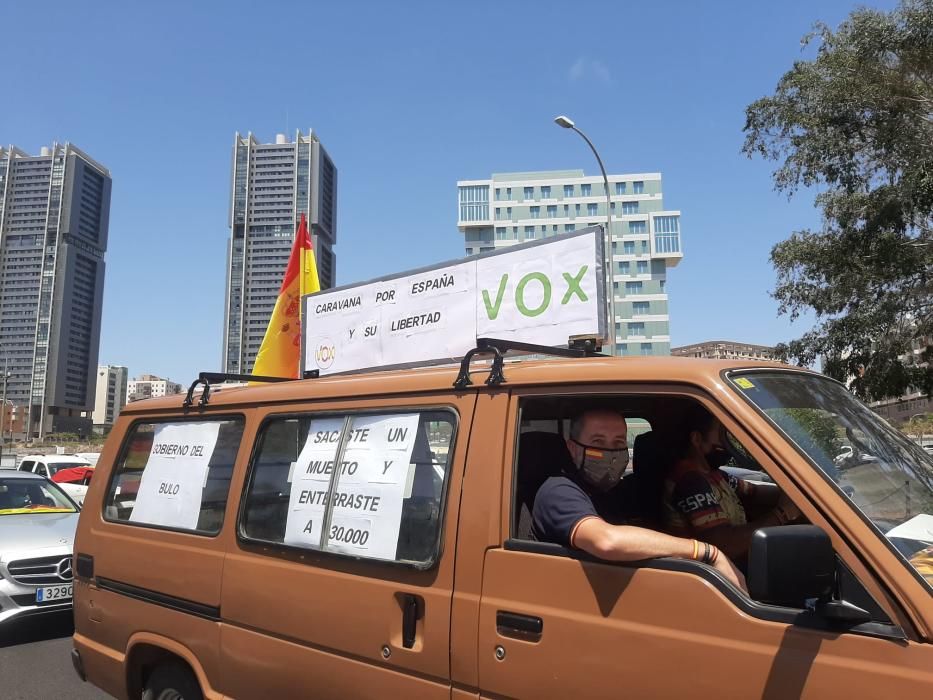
0,611,111,699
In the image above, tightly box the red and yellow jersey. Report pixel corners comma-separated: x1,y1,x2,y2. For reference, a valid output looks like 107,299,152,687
663,458,750,537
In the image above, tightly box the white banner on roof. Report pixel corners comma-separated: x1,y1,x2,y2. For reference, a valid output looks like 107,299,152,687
302,227,606,376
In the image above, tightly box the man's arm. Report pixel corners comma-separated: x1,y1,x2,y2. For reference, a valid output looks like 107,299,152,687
572,517,747,593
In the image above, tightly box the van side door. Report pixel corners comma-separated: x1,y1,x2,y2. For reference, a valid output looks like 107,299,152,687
476,386,932,699
219,393,477,699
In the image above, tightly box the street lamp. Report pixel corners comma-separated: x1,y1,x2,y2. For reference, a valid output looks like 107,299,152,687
0,358,9,464
554,115,617,355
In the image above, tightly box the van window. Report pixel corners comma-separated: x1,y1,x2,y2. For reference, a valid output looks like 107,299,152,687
240,409,455,566
103,418,245,535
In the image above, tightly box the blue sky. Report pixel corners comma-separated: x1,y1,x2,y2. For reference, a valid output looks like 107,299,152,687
0,0,897,383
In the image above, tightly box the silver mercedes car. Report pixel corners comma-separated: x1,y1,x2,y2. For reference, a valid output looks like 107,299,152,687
0,471,78,624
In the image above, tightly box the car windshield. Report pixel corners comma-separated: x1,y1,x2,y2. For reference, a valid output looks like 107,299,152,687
46,461,90,475
0,478,77,515
728,371,933,591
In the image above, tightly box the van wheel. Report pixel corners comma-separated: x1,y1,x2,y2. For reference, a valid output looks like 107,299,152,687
142,662,204,700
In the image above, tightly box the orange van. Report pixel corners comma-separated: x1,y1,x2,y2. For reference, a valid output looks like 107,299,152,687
71,352,933,698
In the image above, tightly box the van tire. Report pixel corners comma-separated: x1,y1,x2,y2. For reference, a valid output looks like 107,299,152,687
142,662,203,700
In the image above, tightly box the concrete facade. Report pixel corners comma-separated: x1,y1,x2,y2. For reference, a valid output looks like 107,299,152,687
90,365,128,428
127,374,183,403
671,340,775,361
457,170,681,355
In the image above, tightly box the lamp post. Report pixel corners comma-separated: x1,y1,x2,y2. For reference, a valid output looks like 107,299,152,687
554,115,617,355
0,358,9,464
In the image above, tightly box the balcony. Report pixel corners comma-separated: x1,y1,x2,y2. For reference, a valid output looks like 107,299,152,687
652,232,683,266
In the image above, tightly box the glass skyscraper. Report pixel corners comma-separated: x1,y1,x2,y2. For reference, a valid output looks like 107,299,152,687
223,131,338,374
0,143,111,437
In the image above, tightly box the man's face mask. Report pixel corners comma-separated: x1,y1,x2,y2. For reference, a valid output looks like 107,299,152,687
571,439,630,492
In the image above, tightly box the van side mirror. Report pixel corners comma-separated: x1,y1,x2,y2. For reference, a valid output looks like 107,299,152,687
748,525,873,624
748,525,835,606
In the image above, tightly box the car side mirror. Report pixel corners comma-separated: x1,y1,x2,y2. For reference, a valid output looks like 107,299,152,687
748,525,835,606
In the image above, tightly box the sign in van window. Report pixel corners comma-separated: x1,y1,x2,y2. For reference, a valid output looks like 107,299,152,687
105,418,244,535
284,414,420,559
242,410,455,565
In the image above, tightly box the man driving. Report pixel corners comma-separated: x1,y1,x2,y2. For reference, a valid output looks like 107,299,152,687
532,408,747,592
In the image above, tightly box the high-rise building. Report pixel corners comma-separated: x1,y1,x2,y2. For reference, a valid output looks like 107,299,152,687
457,170,681,355
223,131,338,374
671,340,775,361
127,374,183,403
90,365,128,430
0,143,111,437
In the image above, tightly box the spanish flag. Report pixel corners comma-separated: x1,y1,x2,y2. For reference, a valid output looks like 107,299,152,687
252,213,321,378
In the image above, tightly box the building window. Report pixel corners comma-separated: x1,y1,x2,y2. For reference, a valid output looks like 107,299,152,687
512,226,519,239
564,224,575,232
637,260,648,275
655,215,679,233
547,205,557,218
458,185,489,221
564,184,574,198
633,181,644,194
564,204,570,216
506,187,512,199
530,206,540,219
616,182,627,195
581,183,592,196
628,322,645,336
524,186,534,200
640,342,653,356
524,226,536,240
507,207,512,220
633,301,650,316
660,279,666,291
541,186,551,199
622,201,639,215
625,281,643,294
619,261,630,274
575,203,581,215
629,220,647,234
496,227,507,240
495,188,501,201
623,241,635,255
587,203,598,216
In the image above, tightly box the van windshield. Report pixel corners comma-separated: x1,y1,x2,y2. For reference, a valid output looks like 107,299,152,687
728,371,933,591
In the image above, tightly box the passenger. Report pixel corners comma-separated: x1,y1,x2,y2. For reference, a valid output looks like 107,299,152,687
662,404,801,563
532,408,747,592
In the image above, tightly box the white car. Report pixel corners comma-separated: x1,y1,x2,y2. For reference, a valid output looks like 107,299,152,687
18,454,94,507
0,471,78,624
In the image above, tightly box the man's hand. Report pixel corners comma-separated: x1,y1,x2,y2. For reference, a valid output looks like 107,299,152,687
776,492,802,522
711,553,747,594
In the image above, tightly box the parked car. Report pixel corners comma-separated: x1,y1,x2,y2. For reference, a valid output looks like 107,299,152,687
18,454,93,506
0,471,78,624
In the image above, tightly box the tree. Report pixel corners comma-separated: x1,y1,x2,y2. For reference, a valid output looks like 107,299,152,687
743,0,933,401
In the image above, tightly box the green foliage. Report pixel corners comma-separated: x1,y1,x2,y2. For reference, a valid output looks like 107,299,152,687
768,408,843,463
743,0,933,401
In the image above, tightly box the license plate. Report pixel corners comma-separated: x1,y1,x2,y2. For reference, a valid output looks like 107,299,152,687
36,584,72,603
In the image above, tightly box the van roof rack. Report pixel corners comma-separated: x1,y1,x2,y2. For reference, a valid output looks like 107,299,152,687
454,336,604,389
183,372,295,408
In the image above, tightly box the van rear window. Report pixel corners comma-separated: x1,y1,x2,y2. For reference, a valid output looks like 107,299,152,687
240,409,455,567
104,418,245,535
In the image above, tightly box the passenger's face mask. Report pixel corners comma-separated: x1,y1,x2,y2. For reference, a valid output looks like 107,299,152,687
570,439,630,492
705,446,732,469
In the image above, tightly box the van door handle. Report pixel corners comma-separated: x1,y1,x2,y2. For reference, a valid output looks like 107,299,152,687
496,611,543,642
402,594,421,649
